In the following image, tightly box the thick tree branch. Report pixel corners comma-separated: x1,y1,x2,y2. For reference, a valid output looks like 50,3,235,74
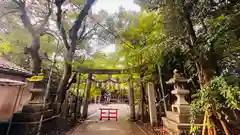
37,0,53,34
55,2,70,50
78,19,87,39
69,0,96,52
13,0,36,37
80,24,98,40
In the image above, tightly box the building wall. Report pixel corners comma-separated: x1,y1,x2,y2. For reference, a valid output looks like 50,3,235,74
0,85,32,120
0,73,32,120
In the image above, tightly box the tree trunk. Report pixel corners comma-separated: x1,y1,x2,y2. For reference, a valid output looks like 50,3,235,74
181,1,214,87
82,73,92,119
180,2,216,134
29,50,41,75
24,37,41,75
17,0,51,75
128,75,136,121
55,0,96,104
157,64,167,116
55,52,72,103
196,57,214,87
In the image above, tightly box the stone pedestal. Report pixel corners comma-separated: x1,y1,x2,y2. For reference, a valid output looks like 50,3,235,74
171,89,189,114
29,88,45,104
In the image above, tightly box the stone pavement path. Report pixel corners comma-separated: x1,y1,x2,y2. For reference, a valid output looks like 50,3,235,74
87,104,130,120
69,120,147,135
87,103,104,116
66,104,147,135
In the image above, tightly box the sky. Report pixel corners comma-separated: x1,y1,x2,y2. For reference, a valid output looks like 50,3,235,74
92,0,140,53
92,0,141,14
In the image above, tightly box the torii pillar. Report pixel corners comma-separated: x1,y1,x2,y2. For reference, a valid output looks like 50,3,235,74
82,73,92,119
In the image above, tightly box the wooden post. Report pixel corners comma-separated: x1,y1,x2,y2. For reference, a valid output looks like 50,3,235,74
62,91,69,118
71,96,76,118
139,79,145,121
147,82,158,126
78,97,83,117
69,94,73,114
76,73,81,116
116,78,122,102
82,73,92,119
157,64,167,116
128,74,135,121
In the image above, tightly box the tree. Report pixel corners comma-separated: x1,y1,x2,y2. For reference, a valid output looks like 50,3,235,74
134,0,240,133
55,0,96,103
135,0,240,87
116,11,166,121
2,0,53,74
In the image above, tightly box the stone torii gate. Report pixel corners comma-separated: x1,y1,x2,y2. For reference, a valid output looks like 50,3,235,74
73,68,136,120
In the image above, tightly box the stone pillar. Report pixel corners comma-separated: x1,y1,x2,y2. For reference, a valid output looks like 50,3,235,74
147,82,158,127
171,89,189,114
128,75,135,121
81,73,92,119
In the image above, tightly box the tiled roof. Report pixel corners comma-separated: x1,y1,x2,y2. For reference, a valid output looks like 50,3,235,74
0,57,32,76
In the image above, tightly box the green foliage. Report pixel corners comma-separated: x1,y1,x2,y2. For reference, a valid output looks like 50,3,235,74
223,74,240,86
209,15,226,26
0,41,12,55
118,11,165,75
73,53,121,69
190,76,240,133
40,35,57,56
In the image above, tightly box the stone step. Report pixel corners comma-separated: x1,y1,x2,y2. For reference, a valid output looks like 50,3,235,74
166,111,204,124
166,111,191,123
13,109,53,122
22,103,51,113
162,117,190,133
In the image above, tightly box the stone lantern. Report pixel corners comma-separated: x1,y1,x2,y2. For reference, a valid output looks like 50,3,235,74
162,69,192,134
28,77,47,104
166,69,190,114
12,75,54,134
